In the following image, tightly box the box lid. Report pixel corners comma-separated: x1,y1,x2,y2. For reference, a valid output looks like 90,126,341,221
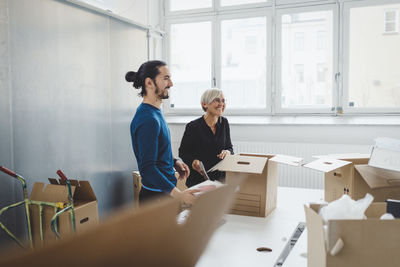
313,153,370,160
30,178,97,202
355,165,400,189
208,154,267,174
303,158,352,173
369,147,400,172
269,154,303,166
30,183,76,203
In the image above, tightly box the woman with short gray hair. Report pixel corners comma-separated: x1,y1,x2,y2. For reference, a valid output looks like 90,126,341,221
179,88,234,187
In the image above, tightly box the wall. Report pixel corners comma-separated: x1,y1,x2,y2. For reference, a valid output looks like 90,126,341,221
0,0,16,250
0,0,156,250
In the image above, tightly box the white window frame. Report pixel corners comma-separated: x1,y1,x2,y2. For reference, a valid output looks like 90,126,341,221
274,4,339,114
216,9,272,115
164,5,272,115
164,0,215,17
276,0,336,7
384,9,399,33
342,0,400,114
164,16,215,115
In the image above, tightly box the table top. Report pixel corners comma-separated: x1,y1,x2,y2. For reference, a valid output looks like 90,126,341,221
196,186,324,267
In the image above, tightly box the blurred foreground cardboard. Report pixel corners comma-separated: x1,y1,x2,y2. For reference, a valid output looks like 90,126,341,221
209,153,302,217
304,153,400,202
30,178,98,246
0,176,242,267
305,202,400,267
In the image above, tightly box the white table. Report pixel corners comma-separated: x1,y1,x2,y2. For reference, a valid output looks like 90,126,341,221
196,186,323,267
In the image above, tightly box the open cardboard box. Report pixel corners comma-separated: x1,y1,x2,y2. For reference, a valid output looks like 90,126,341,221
0,176,243,266
29,178,98,246
208,153,302,217
303,153,400,202
305,202,400,267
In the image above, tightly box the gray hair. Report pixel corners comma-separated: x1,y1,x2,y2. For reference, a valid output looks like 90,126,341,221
201,88,224,112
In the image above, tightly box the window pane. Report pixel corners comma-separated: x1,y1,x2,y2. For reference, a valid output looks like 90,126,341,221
221,0,267,6
221,17,267,109
348,5,400,108
281,11,333,108
169,22,212,109
169,0,212,12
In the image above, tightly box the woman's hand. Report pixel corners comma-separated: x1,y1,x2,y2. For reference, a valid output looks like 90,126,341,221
192,159,203,174
174,159,190,180
217,150,231,159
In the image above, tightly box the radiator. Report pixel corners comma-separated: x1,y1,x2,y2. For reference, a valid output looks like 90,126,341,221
172,141,371,189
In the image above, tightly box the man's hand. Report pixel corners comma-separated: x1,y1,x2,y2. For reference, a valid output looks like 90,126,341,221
174,159,190,180
217,150,231,159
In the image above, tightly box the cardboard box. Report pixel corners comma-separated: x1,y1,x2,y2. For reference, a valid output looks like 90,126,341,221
0,177,243,266
305,202,400,267
209,153,302,217
29,178,98,246
304,153,400,202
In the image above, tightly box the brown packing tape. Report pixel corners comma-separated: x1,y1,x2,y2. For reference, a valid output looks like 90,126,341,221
0,176,243,266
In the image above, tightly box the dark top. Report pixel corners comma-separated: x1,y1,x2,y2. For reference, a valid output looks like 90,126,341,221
179,116,234,187
130,103,176,193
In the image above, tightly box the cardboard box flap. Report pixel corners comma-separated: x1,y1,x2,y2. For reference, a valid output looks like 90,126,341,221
304,205,326,266
269,154,303,166
0,175,243,266
355,165,400,189
73,180,97,201
30,182,76,203
303,158,352,173
207,154,267,174
313,153,370,160
48,178,97,201
369,146,400,172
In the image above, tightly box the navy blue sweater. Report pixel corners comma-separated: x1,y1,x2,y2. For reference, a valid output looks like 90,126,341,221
130,103,176,193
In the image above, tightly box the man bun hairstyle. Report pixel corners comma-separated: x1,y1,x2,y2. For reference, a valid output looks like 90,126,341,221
125,60,167,97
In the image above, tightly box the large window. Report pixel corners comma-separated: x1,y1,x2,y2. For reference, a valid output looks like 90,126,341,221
344,1,400,112
165,0,400,115
221,16,267,109
277,7,334,112
168,21,212,109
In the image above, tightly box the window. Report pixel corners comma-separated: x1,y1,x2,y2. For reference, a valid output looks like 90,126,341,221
221,0,267,6
384,9,399,33
317,63,326,82
278,8,334,111
168,0,212,12
165,0,400,115
221,16,267,109
295,64,304,83
168,21,212,109
316,31,326,49
294,32,305,51
344,1,400,111
166,5,269,114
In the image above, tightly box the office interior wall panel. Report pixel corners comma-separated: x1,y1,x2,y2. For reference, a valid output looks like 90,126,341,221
2,0,148,249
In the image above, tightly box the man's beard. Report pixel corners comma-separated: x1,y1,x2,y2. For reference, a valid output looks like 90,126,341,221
155,84,169,100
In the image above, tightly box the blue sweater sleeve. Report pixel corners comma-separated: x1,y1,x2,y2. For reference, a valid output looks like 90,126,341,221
135,118,175,193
